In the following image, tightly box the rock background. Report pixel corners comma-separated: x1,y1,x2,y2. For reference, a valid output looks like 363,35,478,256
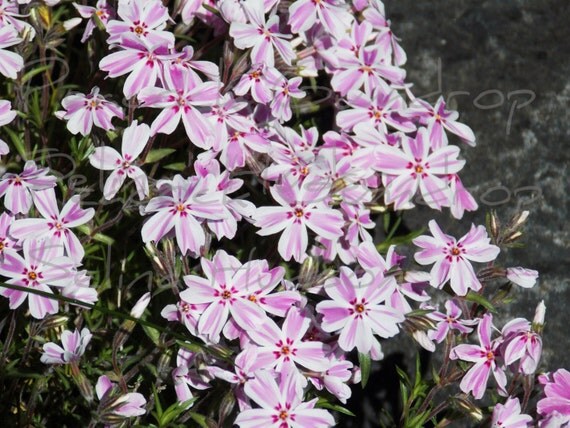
344,1,569,426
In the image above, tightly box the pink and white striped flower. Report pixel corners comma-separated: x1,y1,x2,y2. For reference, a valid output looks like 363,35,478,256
0,212,17,258
316,267,404,353
501,318,542,375
450,314,507,399
268,74,306,122
0,239,75,319
106,0,174,47
537,369,570,423
55,87,124,136
10,188,94,263
374,128,465,210
138,67,219,149
73,0,114,43
40,328,92,364
230,0,295,67
491,397,533,428
140,174,225,256
427,299,474,343
288,0,351,38
413,220,500,296
179,250,272,342
253,174,344,262
235,364,335,428
0,25,23,79
96,375,147,418
88,120,149,200
0,99,16,157
0,161,57,214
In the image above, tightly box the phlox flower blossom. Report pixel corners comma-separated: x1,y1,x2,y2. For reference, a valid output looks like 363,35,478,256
450,314,507,399
253,174,344,262
0,0,36,38
445,173,478,219
96,375,147,419
233,63,275,104
138,67,219,149
73,0,114,43
506,267,539,288
316,267,404,353
88,120,150,200
230,0,295,67
374,128,465,210
501,318,542,375
537,369,570,424
413,220,500,296
235,364,335,428
491,397,532,428
426,299,474,343
0,25,23,79
288,0,351,38
10,187,94,263
0,239,75,319
141,174,225,256
309,358,354,404
268,74,306,122
0,160,57,214
106,0,174,47
0,212,17,258
179,250,276,342
0,99,16,157
55,87,124,136
40,328,92,364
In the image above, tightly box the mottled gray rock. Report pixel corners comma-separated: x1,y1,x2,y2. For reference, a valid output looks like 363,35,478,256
343,1,569,425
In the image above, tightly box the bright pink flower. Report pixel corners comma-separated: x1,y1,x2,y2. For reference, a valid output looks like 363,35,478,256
413,220,500,296
288,0,351,38
253,174,344,262
408,96,476,149
316,267,404,353
337,87,414,133
40,328,92,364
0,240,74,319
501,318,542,375
140,174,226,256
0,160,57,214
99,34,174,99
427,299,474,343
230,0,295,67
88,120,149,200
246,307,330,372
235,365,335,428
537,369,570,421
10,188,94,263
0,25,23,79
491,396,532,428
374,128,465,210
506,267,539,288
450,314,507,399
179,250,273,342
106,0,174,47
73,0,114,43
138,67,219,148
55,87,124,136
96,375,147,418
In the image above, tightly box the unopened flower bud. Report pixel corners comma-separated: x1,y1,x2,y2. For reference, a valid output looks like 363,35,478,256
70,361,94,402
130,292,151,319
503,231,523,243
488,210,500,240
412,330,436,352
299,256,318,286
454,396,483,421
511,210,530,229
506,267,539,288
532,300,546,333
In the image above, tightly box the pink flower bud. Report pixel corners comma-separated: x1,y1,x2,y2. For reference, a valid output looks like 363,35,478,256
506,267,539,288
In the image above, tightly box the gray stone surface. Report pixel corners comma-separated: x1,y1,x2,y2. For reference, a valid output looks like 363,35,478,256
344,1,569,425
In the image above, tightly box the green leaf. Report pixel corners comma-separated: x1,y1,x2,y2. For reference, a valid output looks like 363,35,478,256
76,225,115,245
2,127,27,159
159,399,196,426
187,412,210,428
164,162,186,171
22,65,52,84
464,291,497,313
315,398,355,417
358,352,372,388
142,323,160,346
144,148,176,164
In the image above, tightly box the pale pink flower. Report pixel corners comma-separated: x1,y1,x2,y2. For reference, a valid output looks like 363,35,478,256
40,328,92,364
141,174,225,256
179,250,272,342
233,63,275,104
138,67,219,149
163,45,220,83
0,99,16,157
0,240,74,319
88,120,149,200
506,267,539,288
309,358,354,404
10,188,94,263
316,267,404,353
413,220,500,296
491,396,532,428
60,270,98,306
427,299,474,343
235,364,335,428
230,0,295,67
362,0,407,66
99,34,174,99
96,375,147,418
408,96,476,148
446,173,478,219
537,369,570,422
450,314,507,399
55,87,124,136
374,128,465,210
288,0,351,38
0,25,23,79
0,0,36,38
501,318,542,375
267,74,306,122
253,174,344,262
0,212,17,258
0,160,57,214
106,0,174,47
73,0,114,43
